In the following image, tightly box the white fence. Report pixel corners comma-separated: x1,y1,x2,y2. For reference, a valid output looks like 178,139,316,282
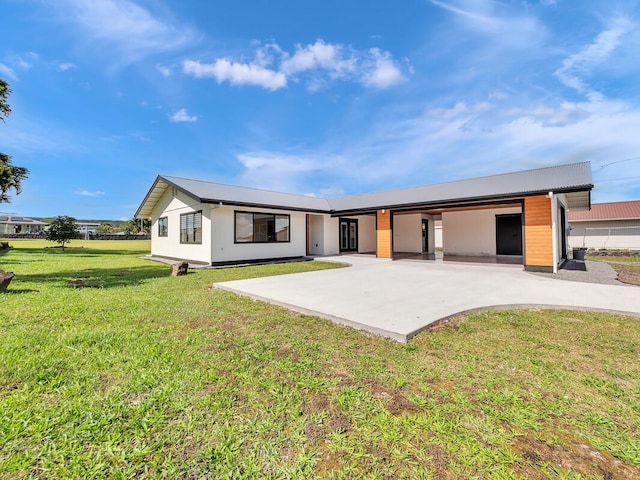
569,225,640,250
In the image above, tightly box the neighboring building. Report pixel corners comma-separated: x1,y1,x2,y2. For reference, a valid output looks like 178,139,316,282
136,162,593,273
76,222,101,239
0,215,47,235
568,200,640,250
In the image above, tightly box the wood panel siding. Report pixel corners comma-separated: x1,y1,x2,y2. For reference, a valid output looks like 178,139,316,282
524,196,553,267
376,210,392,258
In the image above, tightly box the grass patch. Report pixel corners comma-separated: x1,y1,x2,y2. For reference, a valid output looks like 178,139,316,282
1,241,639,478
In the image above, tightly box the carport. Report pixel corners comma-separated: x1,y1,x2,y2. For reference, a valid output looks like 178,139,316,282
328,163,592,273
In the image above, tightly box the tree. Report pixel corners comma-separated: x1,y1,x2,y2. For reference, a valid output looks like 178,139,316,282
0,79,11,121
0,153,28,202
46,216,81,250
0,78,28,202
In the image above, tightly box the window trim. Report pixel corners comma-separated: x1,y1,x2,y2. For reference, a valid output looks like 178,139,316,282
234,210,291,244
180,210,203,245
158,216,168,237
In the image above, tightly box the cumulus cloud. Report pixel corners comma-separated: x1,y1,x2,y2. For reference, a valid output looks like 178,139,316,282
170,108,198,122
183,59,287,90
183,39,408,91
75,189,105,197
360,48,406,88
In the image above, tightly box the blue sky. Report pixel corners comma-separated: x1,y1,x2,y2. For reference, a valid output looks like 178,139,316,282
1,0,639,220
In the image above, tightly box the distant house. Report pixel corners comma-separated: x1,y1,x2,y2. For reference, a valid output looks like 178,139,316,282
568,200,640,250
0,215,47,235
136,162,593,273
76,222,101,239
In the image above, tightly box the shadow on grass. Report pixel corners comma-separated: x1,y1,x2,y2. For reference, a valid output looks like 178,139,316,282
2,288,40,294
14,265,168,289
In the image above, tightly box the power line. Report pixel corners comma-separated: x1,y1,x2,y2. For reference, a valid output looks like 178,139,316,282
597,175,640,183
595,157,640,172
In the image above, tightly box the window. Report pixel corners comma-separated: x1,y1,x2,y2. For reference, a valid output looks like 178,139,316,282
235,211,290,243
180,211,202,244
158,217,168,237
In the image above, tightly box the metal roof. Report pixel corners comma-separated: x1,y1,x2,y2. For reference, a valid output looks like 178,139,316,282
135,175,332,219
136,162,593,218
328,162,593,213
569,200,640,221
0,215,47,225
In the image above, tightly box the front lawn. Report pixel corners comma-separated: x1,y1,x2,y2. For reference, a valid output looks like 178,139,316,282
1,241,639,479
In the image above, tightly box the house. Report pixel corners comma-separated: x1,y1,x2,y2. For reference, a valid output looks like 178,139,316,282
75,222,101,239
0,215,47,235
135,161,593,273
568,200,640,250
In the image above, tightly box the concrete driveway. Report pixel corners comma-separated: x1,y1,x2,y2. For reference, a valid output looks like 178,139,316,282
214,255,640,342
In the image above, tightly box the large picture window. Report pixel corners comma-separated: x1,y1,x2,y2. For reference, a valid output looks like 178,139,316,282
235,211,290,243
158,217,168,237
180,211,202,244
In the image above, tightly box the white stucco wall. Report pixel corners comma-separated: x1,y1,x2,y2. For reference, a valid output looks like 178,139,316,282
442,207,521,256
569,219,640,249
150,188,212,264
210,206,307,263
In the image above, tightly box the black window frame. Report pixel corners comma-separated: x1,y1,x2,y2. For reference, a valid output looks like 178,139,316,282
234,211,291,244
180,211,202,244
158,216,168,237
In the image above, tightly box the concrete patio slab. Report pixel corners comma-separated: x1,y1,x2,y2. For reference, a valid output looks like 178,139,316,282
214,255,640,342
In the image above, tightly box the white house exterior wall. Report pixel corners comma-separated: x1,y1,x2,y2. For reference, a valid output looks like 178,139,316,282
151,189,212,264
442,207,521,256
569,219,640,249
210,205,307,263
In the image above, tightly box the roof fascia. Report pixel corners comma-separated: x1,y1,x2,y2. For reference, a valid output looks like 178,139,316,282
330,186,593,217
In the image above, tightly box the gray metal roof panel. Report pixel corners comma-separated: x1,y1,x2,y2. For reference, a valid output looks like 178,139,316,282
161,176,333,212
327,162,593,212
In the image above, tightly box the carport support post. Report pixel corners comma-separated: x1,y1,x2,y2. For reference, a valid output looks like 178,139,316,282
376,209,392,258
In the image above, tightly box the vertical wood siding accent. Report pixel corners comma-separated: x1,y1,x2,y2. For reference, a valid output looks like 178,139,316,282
376,210,392,258
524,196,553,267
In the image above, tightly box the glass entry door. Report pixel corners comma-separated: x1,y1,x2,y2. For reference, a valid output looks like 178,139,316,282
339,219,358,252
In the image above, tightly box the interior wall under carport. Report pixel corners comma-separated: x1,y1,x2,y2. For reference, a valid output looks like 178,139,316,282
392,213,436,254
442,206,523,257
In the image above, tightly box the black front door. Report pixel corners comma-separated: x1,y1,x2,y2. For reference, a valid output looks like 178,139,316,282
339,219,358,252
496,214,522,255
422,219,429,253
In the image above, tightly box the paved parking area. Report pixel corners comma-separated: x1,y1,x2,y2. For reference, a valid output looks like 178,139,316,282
214,255,640,342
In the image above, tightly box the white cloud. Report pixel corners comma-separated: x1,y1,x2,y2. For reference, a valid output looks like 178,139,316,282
554,17,632,102
0,63,18,81
156,64,171,77
429,0,546,50
58,62,76,72
75,190,106,197
361,48,406,88
170,108,198,122
183,59,287,91
280,40,348,75
50,0,199,65
184,40,408,91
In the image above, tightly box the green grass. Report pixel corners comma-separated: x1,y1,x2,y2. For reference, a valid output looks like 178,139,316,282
1,240,640,479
